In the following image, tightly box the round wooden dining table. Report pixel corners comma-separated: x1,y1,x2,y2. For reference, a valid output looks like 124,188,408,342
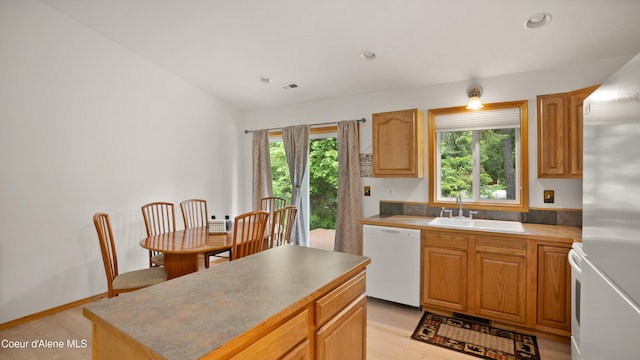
139,226,232,279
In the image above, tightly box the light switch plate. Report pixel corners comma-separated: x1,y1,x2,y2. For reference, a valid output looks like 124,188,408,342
544,190,555,203
364,186,371,196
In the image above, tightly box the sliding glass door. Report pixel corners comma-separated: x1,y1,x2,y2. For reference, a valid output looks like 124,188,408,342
269,129,338,249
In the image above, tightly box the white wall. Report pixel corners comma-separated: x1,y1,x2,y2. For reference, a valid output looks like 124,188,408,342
242,56,632,218
0,0,243,323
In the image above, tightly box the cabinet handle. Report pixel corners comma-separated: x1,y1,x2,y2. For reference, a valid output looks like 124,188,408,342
380,229,401,234
567,249,582,275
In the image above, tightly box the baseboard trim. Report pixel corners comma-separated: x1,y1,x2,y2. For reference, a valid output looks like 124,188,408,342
0,293,107,331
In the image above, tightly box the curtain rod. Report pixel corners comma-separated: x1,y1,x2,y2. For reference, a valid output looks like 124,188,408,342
243,117,366,134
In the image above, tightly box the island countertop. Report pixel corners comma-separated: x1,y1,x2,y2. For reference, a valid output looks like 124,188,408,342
83,245,370,359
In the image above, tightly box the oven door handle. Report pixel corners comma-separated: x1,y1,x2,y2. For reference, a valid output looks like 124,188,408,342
568,249,582,275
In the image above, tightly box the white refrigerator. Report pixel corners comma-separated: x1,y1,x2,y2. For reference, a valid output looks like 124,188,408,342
577,52,640,359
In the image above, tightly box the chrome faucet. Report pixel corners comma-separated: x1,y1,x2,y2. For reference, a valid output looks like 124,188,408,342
440,207,453,218
455,194,478,219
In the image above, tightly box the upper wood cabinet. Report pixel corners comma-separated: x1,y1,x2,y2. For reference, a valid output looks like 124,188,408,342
537,85,599,178
372,108,424,178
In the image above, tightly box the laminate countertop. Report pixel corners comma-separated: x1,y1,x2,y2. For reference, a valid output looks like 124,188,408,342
83,245,370,359
361,215,582,243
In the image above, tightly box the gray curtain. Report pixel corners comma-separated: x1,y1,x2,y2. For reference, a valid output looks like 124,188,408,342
282,125,310,247
334,120,363,254
252,129,272,211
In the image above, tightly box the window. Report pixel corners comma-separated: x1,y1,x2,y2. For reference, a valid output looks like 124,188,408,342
428,101,529,212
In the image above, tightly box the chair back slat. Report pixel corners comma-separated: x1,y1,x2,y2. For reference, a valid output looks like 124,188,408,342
142,202,176,236
259,196,286,220
141,202,176,267
270,206,298,248
232,211,269,260
180,199,208,229
141,202,176,236
93,213,118,295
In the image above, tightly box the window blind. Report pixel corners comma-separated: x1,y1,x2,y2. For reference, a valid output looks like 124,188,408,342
435,107,521,132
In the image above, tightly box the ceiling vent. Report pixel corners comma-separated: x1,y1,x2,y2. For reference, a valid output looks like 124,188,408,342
280,83,299,90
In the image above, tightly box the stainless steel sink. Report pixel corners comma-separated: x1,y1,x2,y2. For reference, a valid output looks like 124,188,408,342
428,217,525,233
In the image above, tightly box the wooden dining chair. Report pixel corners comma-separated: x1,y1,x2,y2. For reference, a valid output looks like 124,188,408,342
141,202,176,267
180,199,208,228
93,213,167,298
270,205,298,248
259,196,287,223
231,210,269,261
180,198,228,268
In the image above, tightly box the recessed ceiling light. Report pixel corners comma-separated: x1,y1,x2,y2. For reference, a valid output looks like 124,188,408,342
360,50,377,61
259,76,272,84
524,13,552,29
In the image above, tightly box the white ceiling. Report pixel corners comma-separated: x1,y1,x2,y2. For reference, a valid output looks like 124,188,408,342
42,0,640,111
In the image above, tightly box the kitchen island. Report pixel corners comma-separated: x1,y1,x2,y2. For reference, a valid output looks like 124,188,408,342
83,245,370,359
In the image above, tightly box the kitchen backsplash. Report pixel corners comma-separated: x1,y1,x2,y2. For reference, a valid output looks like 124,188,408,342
379,201,582,227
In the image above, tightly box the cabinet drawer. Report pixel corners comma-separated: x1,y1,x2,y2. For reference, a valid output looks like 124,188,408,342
476,237,527,257
230,309,309,360
315,271,366,326
316,294,367,360
423,232,468,250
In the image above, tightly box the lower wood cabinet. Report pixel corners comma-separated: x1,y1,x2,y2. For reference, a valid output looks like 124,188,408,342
315,270,367,360
231,309,310,360
422,230,572,337
315,295,367,360
536,243,571,334
475,252,527,324
281,340,311,360
422,232,468,311
229,270,367,360
474,237,527,324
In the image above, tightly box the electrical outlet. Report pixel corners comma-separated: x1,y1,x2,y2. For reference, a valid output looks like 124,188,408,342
544,190,555,203
364,186,371,196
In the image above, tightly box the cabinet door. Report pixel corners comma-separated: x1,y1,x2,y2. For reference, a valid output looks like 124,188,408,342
537,94,568,177
281,340,311,360
372,109,424,177
568,85,599,177
229,309,309,360
475,252,526,324
423,246,468,311
537,244,571,333
316,295,367,360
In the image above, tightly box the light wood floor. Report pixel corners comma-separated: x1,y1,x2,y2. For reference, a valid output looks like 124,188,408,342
0,302,92,360
366,298,570,360
0,296,570,359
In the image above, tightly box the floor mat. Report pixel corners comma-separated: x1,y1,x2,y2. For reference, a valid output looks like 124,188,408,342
411,312,539,360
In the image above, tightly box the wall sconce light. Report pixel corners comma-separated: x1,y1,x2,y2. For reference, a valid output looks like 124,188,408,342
466,86,483,110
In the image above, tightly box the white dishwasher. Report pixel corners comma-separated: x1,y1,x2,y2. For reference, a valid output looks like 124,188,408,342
363,225,421,307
